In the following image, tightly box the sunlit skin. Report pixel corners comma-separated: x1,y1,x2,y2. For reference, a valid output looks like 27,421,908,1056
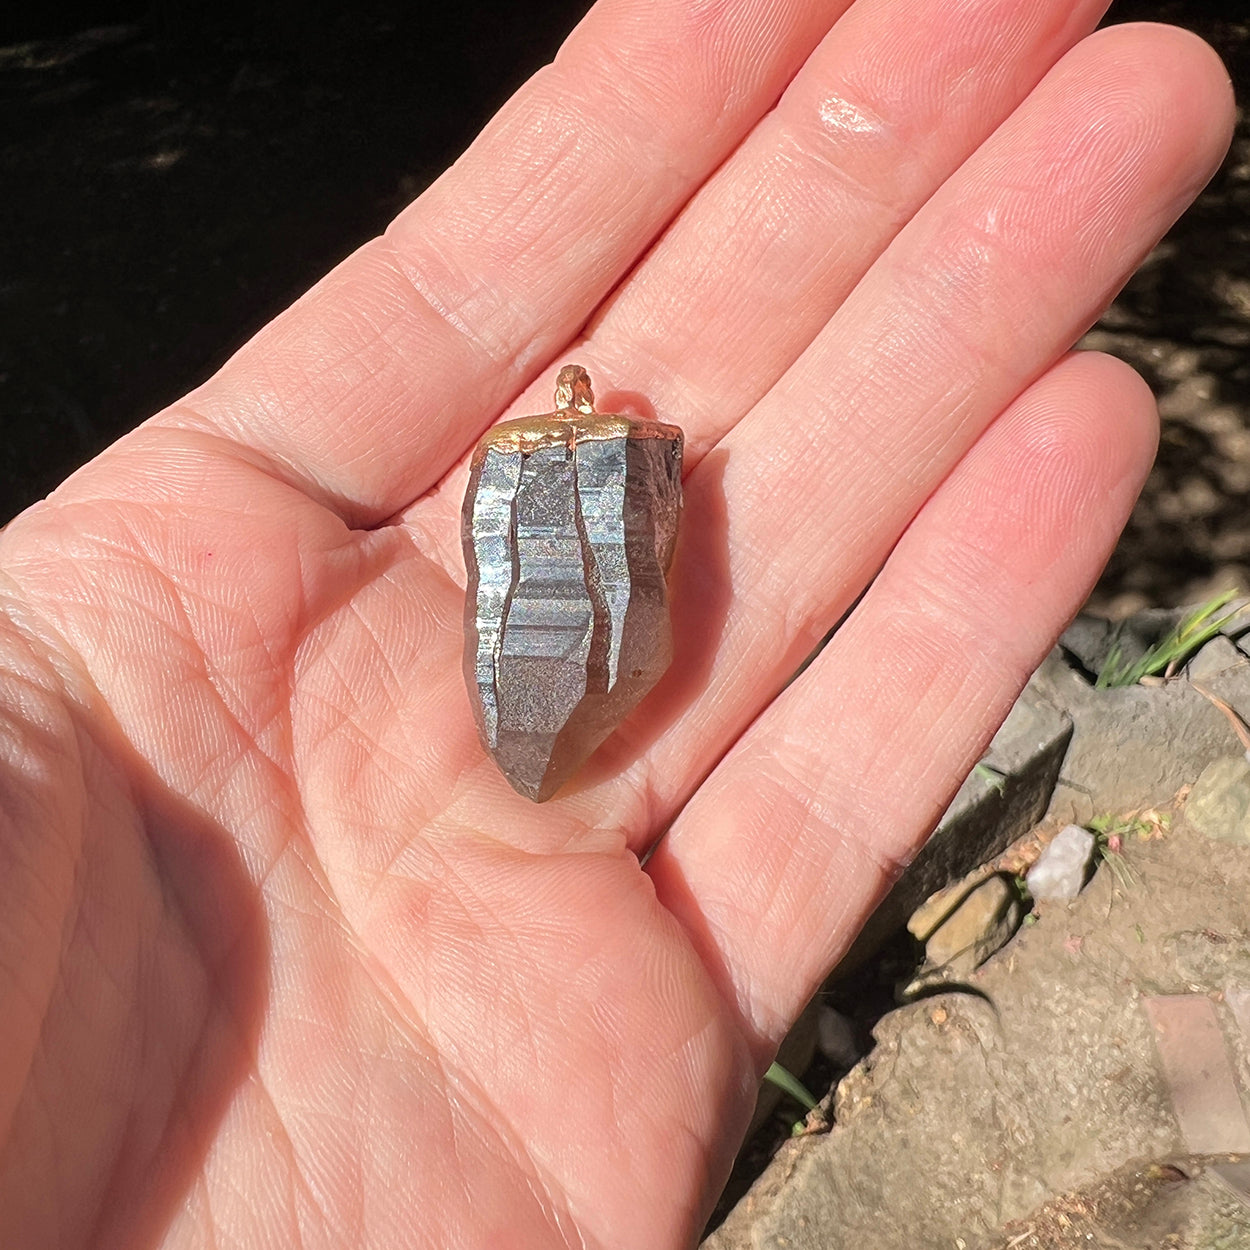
0,1,1233,1246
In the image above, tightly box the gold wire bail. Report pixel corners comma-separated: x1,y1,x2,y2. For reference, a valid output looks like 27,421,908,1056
554,364,595,415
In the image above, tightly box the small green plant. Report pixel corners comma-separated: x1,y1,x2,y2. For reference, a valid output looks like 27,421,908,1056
1088,810,1170,891
1093,829,1137,891
1088,810,1170,842
973,762,1007,795
763,1062,819,1112
1095,591,1244,688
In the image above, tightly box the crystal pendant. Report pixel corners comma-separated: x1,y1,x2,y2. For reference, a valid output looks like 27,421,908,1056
462,365,683,801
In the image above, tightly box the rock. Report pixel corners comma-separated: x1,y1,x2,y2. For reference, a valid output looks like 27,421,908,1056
1026,824,1095,902
1184,756,1250,844
461,365,682,801
987,1158,1250,1249
836,686,1070,975
1207,1159,1250,1215
919,873,1022,974
703,817,1250,1250
1058,607,1189,681
1144,994,1250,1154
1032,628,1250,822
1187,634,1248,684
816,1007,860,1071
1224,982,1250,1039
907,864,998,944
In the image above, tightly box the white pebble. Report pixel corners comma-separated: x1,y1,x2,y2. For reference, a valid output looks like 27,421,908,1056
1026,825,1096,902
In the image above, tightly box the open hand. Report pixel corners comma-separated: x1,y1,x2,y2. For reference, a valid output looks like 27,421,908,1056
0,1,1232,1245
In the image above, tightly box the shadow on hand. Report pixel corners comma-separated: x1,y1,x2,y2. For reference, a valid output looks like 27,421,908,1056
35,736,270,1248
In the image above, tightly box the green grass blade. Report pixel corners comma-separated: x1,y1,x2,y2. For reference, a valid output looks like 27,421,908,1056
1095,592,1244,689
763,1062,819,1112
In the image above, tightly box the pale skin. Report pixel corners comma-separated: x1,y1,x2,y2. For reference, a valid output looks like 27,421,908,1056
0,0,1234,1245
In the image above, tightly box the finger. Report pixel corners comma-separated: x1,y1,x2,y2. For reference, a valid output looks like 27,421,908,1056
154,0,848,526
264,25,1223,945
471,0,1114,463
592,23,1232,832
647,350,1158,1054
408,0,1113,567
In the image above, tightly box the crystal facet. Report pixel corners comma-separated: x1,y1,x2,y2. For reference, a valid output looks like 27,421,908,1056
462,366,683,801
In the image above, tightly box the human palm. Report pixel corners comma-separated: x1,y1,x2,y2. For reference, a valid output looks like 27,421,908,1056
0,1,1232,1246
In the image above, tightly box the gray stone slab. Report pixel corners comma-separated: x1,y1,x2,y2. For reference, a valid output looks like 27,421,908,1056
1209,1160,1250,1211
835,688,1070,975
1032,635,1250,823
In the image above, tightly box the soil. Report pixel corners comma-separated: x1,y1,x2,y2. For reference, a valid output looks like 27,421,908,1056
0,0,591,516
1085,1,1250,615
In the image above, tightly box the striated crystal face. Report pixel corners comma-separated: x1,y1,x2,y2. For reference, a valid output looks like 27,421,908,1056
462,373,682,802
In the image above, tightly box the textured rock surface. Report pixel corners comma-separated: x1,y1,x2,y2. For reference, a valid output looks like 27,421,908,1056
462,367,682,800
1184,755,1250,844
703,821,1250,1250
918,873,1022,978
1035,619,1250,822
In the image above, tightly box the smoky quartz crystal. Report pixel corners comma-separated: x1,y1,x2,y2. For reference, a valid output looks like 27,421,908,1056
462,366,683,801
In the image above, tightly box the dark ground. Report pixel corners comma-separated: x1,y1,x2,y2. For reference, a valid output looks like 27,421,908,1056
0,0,592,510
2,1,1247,612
